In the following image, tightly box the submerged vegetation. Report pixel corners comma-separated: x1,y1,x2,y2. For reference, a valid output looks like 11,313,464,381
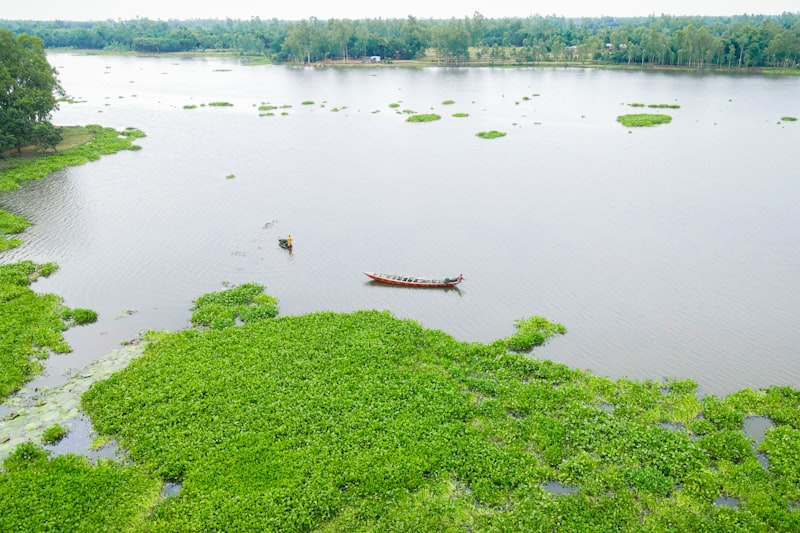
617,113,673,127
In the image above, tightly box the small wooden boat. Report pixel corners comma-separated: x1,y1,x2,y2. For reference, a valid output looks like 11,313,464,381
278,237,292,250
364,272,463,288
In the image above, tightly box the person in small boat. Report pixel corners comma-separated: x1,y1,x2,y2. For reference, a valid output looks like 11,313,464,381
287,235,292,248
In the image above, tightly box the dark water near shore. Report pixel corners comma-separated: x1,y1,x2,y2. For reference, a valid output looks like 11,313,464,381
2,53,799,396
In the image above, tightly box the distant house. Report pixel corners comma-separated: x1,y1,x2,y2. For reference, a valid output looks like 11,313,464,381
370,56,381,62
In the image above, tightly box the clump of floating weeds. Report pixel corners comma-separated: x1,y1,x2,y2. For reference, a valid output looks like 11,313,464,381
225,174,235,179
0,261,92,399
183,104,197,109
301,100,314,105
41,424,68,445
617,114,672,127
3,282,800,531
476,130,507,139
781,116,797,121
406,113,441,122
649,103,681,109
207,102,233,107
503,316,567,352
388,102,400,108
61,308,98,326
452,113,469,117
442,99,455,105
190,282,278,329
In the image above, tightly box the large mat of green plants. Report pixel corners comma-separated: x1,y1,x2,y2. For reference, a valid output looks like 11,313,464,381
2,283,800,531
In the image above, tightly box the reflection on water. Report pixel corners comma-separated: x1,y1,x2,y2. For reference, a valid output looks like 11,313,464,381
1,53,799,397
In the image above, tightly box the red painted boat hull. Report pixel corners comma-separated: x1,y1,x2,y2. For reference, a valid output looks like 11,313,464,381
363,272,463,288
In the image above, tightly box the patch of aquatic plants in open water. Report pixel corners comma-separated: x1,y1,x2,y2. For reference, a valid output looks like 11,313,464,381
0,211,29,251
0,442,161,532
406,113,441,123
476,130,507,139
190,282,278,330
0,261,87,400
71,286,800,531
617,114,672,127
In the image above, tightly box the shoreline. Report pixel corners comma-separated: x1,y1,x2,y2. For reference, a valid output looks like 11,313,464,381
46,48,800,75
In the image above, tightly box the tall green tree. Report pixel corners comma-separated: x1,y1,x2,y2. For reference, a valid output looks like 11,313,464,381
0,30,62,156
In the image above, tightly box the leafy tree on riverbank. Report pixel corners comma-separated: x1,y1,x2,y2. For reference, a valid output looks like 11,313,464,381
0,30,63,157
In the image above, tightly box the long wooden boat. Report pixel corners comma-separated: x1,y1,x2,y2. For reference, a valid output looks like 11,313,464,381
364,272,463,288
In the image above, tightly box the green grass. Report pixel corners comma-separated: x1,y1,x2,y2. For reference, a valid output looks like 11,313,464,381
0,261,80,400
617,114,673,127
781,116,797,121
406,113,441,123
476,130,507,139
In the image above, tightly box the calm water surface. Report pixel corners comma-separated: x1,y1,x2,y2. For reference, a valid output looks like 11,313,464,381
2,53,799,396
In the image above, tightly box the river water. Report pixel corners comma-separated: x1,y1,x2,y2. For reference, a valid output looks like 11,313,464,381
2,53,799,397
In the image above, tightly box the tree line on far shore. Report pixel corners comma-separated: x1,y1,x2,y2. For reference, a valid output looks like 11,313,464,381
1,12,799,68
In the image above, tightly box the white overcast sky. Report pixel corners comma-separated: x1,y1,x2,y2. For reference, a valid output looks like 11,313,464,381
2,1,798,22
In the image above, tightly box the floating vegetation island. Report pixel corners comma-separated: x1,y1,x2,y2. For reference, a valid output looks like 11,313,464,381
1,282,800,530
617,114,673,127
406,113,441,122
476,130,507,139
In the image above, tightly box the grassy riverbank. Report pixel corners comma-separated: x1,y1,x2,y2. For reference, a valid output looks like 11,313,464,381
2,283,798,531
0,125,144,396
0,125,145,250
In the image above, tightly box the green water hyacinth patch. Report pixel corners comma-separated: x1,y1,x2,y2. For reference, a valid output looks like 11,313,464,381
617,114,672,127
476,130,507,139
73,287,800,531
0,443,160,531
504,316,567,352
0,261,83,400
41,424,68,445
190,282,278,329
407,113,441,123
